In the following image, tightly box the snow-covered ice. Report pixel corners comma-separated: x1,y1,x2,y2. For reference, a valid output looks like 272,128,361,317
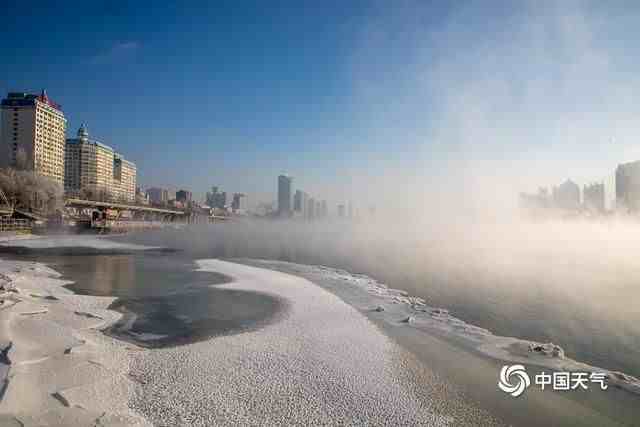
0,258,151,426
243,259,640,396
0,255,503,426
128,259,501,426
2,250,637,425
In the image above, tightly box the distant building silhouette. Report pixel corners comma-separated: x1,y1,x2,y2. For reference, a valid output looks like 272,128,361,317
519,187,551,212
337,204,345,218
616,161,640,212
278,175,293,217
176,189,192,204
306,197,315,220
206,186,226,209
320,200,328,218
552,180,580,211
293,190,304,213
583,183,605,213
147,187,169,205
231,193,247,213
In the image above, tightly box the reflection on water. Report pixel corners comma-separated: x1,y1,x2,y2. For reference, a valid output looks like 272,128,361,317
34,253,286,348
55,254,226,297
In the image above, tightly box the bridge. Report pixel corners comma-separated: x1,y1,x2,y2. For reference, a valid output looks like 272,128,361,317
64,198,229,231
64,198,186,231
65,198,185,216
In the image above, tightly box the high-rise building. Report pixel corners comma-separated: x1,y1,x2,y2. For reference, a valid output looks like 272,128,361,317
176,189,193,203
337,204,345,218
206,186,226,208
65,124,115,199
583,183,605,213
320,200,328,218
113,153,137,202
293,190,304,213
616,161,640,212
552,179,580,211
1,90,67,184
307,197,315,219
146,187,169,205
232,193,247,212
278,174,293,217
65,124,136,203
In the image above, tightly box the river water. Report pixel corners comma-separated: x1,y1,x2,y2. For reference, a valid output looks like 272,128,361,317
113,221,640,380
23,252,286,348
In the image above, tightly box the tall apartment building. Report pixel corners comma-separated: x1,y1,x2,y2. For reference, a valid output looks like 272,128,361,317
65,124,114,198
146,187,169,205
232,193,247,212
278,174,293,217
176,190,193,204
206,186,227,208
616,161,640,212
1,90,67,184
65,124,137,203
113,153,137,203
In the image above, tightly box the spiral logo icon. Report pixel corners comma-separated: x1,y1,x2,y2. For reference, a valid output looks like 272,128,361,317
498,364,531,397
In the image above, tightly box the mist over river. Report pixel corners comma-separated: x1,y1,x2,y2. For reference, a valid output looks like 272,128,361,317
110,219,640,379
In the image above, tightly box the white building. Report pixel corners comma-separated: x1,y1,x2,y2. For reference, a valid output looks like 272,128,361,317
1,90,67,184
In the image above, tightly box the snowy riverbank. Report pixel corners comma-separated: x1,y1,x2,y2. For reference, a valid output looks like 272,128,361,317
0,258,151,426
0,242,499,426
126,259,500,425
241,260,640,396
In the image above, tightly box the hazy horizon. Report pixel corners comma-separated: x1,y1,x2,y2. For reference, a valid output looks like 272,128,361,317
3,1,640,213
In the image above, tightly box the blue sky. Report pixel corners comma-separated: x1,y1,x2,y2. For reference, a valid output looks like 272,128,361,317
3,1,640,210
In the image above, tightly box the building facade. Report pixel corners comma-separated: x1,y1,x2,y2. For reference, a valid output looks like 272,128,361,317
583,183,605,213
278,174,293,217
293,190,303,213
552,179,580,211
176,190,192,204
306,197,315,220
1,90,67,184
65,124,115,198
65,124,136,203
146,187,169,205
616,161,640,212
206,186,226,208
113,153,137,202
231,193,247,213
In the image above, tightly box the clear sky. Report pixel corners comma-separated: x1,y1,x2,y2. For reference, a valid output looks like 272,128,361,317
3,1,640,211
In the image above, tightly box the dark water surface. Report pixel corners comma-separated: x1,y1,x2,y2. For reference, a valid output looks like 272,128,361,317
12,251,286,348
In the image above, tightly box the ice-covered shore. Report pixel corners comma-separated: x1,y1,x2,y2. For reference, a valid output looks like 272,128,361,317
0,258,151,426
0,246,501,426
128,259,501,426
243,259,640,396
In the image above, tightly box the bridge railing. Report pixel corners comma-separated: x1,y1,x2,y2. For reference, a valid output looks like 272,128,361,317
0,218,32,233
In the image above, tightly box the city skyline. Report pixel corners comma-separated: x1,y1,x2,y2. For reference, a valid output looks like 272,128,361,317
6,3,640,214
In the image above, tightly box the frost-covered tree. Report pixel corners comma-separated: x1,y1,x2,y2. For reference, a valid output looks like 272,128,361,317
0,167,63,216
